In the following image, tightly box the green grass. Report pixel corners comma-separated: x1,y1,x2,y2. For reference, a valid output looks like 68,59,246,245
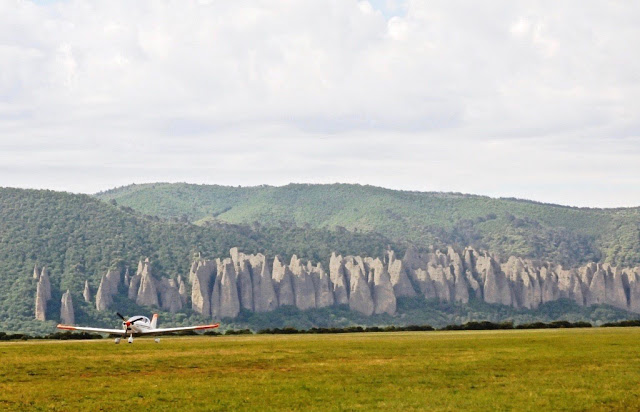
2,328,640,410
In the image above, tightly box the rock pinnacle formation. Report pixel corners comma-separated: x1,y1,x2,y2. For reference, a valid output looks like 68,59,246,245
60,290,74,324
31,244,640,323
83,280,91,302
35,281,47,321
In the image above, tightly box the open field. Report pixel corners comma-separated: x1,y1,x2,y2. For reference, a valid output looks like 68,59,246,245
1,328,640,411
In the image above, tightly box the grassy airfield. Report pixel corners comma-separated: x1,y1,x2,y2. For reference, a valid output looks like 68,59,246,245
1,328,640,411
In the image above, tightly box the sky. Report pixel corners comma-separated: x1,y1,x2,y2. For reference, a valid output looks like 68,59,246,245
1,0,639,207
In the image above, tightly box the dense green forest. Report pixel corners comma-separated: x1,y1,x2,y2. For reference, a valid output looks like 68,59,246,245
0,188,390,334
98,183,640,267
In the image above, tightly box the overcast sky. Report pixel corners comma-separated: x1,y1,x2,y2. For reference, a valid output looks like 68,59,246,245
1,0,639,207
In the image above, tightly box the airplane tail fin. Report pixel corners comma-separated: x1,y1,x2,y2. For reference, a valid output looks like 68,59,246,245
151,313,158,329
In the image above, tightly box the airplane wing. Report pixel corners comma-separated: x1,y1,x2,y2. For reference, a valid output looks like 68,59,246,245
143,323,220,335
57,324,126,335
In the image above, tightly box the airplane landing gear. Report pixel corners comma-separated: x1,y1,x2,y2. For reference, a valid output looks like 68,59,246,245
114,338,121,344
128,335,134,344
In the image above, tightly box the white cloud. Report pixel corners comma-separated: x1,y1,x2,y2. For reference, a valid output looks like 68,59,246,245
0,0,639,207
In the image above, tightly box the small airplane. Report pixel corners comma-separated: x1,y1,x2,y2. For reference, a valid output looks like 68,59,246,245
57,312,219,344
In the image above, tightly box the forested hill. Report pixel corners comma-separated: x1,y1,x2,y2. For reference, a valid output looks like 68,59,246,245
0,187,390,333
97,183,640,267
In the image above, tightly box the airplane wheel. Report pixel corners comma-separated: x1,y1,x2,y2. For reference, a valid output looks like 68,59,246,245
128,336,133,344
114,338,121,344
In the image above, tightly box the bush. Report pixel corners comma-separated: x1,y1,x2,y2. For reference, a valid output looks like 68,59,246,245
442,321,514,331
224,329,253,335
601,320,640,327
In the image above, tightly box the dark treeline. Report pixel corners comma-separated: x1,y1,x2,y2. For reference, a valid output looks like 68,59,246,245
514,320,593,329
257,320,594,335
442,320,593,330
0,331,103,341
601,320,640,327
257,325,436,334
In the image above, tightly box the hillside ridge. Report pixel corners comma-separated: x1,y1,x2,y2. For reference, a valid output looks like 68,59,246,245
94,182,640,267
96,182,640,211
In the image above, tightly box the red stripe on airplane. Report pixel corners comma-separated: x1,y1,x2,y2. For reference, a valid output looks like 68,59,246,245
194,324,219,330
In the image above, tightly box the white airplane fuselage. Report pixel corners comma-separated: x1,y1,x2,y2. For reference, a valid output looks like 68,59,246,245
124,316,152,335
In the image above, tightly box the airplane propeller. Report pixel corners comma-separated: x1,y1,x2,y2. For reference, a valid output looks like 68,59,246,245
128,317,144,324
116,313,144,328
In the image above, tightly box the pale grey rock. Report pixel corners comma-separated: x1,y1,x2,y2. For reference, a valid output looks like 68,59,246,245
463,247,477,273
210,260,222,319
435,250,450,267
83,280,91,303
236,258,254,311
158,278,182,313
371,258,396,315
475,254,492,283
413,268,436,299
363,257,376,288
329,253,349,304
249,254,267,311
95,274,112,311
479,256,512,306
607,267,629,310
254,257,278,312
182,246,640,317
447,247,469,303
586,266,607,305
178,275,188,305
136,265,159,307
136,259,145,276
462,248,483,299
403,245,424,270
341,256,353,284
579,262,598,299
310,263,334,309
191,260,216,317
388,258,416,297
60,290,74,324
188,260,198,284
230,247,241,268
217,258,240,319
571,273,585,306
105,268,121,296
464,269,483,300
452,267,469,303
33,264,40,280
128,274,141,300
556,267,584,306
272,256,295,306
39,267,52,301
427,264,453,302
503,257,541,309
386,250,396,265
627,268,640,313
346,259,374,316
290,255,316,310
539,267,559,303
35,281,47,321
123,268,130,288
